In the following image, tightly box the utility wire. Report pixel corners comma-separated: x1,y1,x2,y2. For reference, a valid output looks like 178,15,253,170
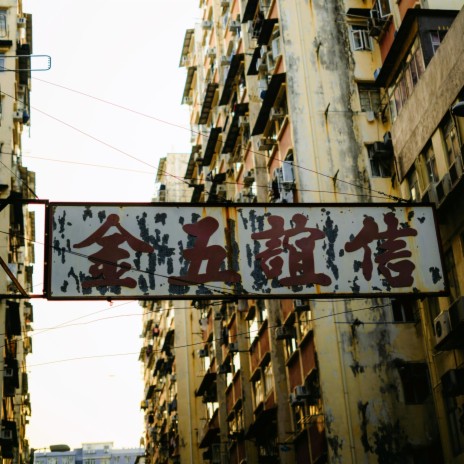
17,77,403,202
18,301,395,370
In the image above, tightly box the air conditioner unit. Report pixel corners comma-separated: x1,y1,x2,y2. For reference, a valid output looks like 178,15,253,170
383,131,392,147
435,173,451,205
218,363,231,374
17,17,26,26
183,95,193,105
448,156,463,187
270,107,285,121
3,367,14,378
216,185,227,197
281,160,295,187
294,385,310,400
202,20,213,30
244,170,255,185
257,137,276,151
238,115,249,128
442,369,464,396
229,20,241,32
13,110,23,121
256,57,267,73
198,348,208,358
434,311,451,345
228,342,239,353
271,37,281,58
266,51,276,71
260,45,268,58
0,429,12,440
275,326,295,340
206,47,216,57
220,55,230,66
294,299,309,311
214,310,223,320
289,392,303,406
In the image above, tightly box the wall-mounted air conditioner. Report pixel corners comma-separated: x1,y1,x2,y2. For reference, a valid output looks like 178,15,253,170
202,20,213,30
228,342,239,353
229,20,241,32
275,326,295,340
198,348,208,358
294,385,310,399
257,137,275,151
434,311,451,345
270,107,285,121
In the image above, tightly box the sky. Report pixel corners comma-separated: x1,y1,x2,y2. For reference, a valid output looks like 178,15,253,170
20,0,200,451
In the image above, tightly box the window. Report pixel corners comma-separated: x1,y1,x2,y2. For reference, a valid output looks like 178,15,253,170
253,377,264,407
406,168,420,201
0,10,6,37
398,362,430,404
264,362,273,395
0,54,5,73
368,144,392,178
358,85,381,113
391,299,416,322
48,459,57,464
442,114,461,167
388,38,425,121
350,25,373,51
444,248,461,303
375,0,391,18
423,143,438,186
62,457,75,464
430,30,448,55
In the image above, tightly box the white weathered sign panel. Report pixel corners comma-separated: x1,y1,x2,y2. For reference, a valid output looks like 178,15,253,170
46,203,446,300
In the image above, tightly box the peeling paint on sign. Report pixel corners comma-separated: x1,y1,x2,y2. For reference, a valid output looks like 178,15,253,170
46,204,447,300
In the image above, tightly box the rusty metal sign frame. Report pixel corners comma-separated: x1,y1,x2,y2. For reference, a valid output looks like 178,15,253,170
44,202,448,301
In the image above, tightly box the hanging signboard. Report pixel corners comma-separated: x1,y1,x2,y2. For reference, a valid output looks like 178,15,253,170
45,203,446,300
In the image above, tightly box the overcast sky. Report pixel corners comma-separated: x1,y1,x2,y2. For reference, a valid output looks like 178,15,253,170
21,0,199,450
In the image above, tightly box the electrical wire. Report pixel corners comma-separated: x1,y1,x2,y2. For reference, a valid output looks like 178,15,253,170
14,301,395,371
4,77,404,203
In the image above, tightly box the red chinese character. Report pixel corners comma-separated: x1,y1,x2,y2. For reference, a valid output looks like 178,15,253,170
168,216,240,286
251,213,331,287
74,214,154,288
344,212,418,287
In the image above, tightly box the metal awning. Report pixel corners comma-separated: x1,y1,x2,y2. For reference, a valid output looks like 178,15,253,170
242,0,259,23
251,73,286,136
222,103,248,154
182,66,197,103
202,127,223,166
195,372,217,397
185,145,201,180
257,18,278,45
199,83,219,125
179,29,194,67
219,53,244,106
247,47,261,76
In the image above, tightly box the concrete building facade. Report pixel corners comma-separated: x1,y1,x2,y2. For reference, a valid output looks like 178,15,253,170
34,443,144,464
0,1,34,463
140,1,464,463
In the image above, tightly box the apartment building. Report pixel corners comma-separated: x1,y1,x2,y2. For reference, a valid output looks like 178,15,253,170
140,153,199,464
0,1,34,463
139,1,464,463
34,442,144,464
